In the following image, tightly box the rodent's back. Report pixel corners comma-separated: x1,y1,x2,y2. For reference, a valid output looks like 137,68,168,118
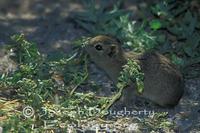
125,51,184,106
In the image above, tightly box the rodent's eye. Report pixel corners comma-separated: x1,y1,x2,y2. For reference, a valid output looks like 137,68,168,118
95,44,103,51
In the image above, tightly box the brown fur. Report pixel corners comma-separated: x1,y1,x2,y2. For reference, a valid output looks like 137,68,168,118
85,35,184,107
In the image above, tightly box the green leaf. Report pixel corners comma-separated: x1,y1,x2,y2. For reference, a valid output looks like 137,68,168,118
171,54,185,67
183,32,200,57
117,59,144,93
184,57,200,67
182,11,197,37
150,19,162,30
157,34,166,43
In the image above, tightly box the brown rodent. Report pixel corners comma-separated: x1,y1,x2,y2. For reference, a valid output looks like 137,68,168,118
0,48,18,75
85,35,184,107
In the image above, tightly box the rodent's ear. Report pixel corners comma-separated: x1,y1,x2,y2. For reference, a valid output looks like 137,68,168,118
107,45,118,58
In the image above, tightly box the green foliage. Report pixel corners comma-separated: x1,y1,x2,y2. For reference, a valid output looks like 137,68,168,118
72,0,126,35
0,34,110,131
117,59,144,94
72,1,157,52
151,0,200,77
118,16,157,52
11,34,42,64
144,112,174,132
149,19,162,30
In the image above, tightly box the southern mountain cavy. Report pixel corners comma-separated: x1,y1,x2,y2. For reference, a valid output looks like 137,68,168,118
85,35,184,107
